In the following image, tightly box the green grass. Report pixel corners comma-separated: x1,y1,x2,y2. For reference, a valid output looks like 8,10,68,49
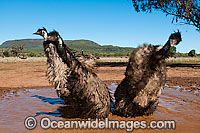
3,62,17,64
167,60,200,64
96,60,128,63
0,68,12,71
97,59,200,64
0,39,133,57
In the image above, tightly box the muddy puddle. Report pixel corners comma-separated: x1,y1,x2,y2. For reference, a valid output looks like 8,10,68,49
0,84,200,132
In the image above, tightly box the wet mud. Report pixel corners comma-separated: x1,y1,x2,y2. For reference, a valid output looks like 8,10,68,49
0,83,199,132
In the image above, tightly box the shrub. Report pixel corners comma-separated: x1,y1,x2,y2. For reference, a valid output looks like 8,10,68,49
188,50,196,57
169,46,176,57
3,51,10,57
28,52,37,57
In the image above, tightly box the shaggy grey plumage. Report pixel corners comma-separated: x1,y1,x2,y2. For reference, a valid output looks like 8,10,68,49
33,28,70,96
34,29,110,118
78,54,96,70
113,31,182,117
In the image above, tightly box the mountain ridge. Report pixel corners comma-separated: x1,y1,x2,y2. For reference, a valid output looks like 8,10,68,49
0,39,134,56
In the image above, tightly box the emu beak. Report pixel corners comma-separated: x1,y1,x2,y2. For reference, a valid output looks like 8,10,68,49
33,31,39,35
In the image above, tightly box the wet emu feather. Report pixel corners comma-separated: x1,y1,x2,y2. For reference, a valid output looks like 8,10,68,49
33,28,69,96
34,28,110,118
113,31,182,117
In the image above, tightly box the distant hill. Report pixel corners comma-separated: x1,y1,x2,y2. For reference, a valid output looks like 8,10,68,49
0,39,134,56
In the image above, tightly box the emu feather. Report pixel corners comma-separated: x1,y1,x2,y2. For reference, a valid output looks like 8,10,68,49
34,28,110,118
113,31,182,117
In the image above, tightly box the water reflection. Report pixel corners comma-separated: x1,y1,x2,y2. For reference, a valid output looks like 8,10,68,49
30,95,64,117
0,84,199,132
31,95,65,105
108,83,118,112
35,110,61,117
31,95,85,118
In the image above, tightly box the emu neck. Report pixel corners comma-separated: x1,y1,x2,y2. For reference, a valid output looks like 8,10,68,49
149,40,171,68
61,44,78,68
43,32,48,41
58,36,63,45
56,37,79,68
158,40,171,56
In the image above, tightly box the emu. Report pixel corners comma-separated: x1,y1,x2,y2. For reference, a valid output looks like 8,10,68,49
113,31,182,117
33,28,69,97
34,28,110,118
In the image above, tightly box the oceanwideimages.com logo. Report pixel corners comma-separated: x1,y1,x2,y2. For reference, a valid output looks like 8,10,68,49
24,116,176,131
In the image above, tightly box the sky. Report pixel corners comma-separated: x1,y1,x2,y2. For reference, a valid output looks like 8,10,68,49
0,0,199,53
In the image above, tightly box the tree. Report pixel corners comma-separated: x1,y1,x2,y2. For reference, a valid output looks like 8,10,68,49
188,49,196,57
3,50,10,57
11,44,24,56
132,0,200,31
169,46,176,57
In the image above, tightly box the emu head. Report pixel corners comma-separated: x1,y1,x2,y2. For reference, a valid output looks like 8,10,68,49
169,31,182,47
33,27,48,40
47,31,59,41
47,31,64,45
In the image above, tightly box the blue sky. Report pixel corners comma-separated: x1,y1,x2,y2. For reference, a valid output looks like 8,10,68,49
0,0,199,53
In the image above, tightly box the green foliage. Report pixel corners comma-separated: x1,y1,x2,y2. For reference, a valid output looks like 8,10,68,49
28,52,38,57
11,44,24,56
0,39,134,57
0,39,43,49
169,46,176,57
132,0,200,31
3,50,10,57
175,53,188,57
188,49,196,57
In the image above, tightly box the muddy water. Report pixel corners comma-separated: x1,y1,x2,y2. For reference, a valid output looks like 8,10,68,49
0,84,199,132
